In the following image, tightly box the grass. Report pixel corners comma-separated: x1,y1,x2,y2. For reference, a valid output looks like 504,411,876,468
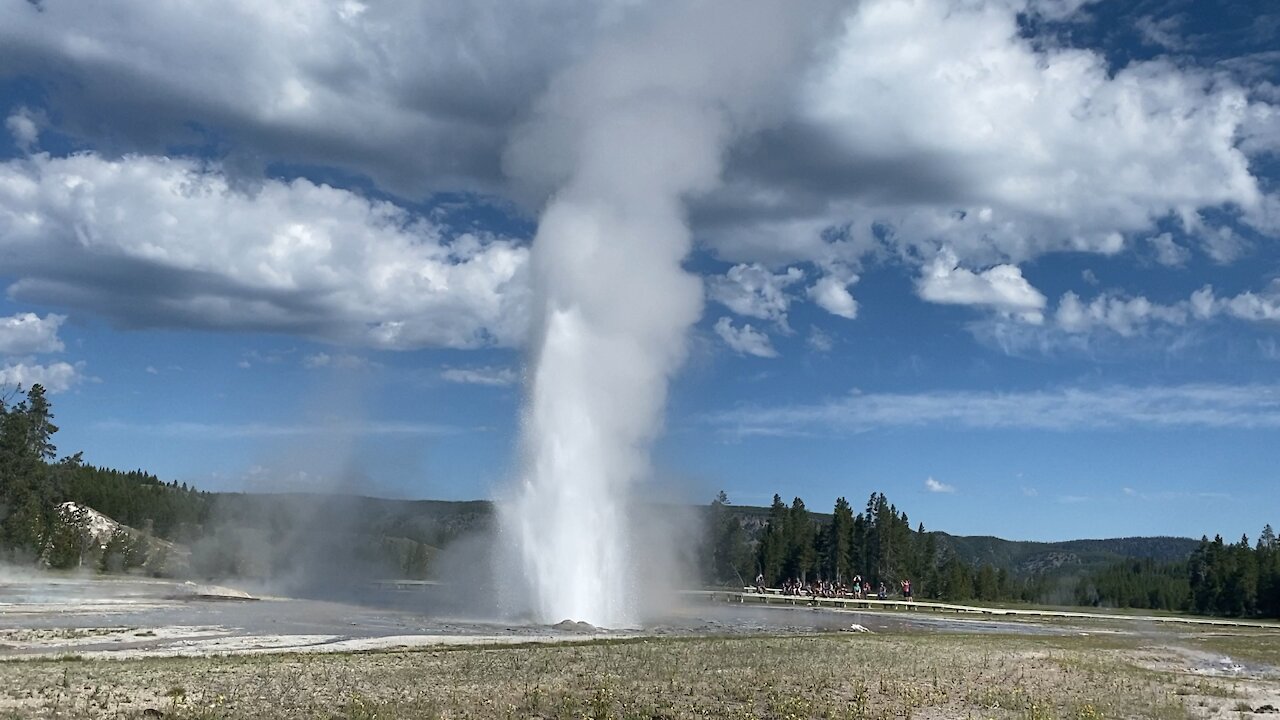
0,631,1270,719
1185,631,1280,667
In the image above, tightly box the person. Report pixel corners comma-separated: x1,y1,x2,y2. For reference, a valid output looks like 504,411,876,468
902,578,913,601
877,582,887,600
755,573,765,594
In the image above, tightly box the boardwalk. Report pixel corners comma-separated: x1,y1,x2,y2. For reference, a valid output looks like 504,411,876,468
690,589,1280,630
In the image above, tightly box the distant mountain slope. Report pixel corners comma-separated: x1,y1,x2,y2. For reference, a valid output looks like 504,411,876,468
929,532,1200,575
201,493,1198,578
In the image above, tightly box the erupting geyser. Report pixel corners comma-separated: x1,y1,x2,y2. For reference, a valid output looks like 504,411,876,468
501,0,841,628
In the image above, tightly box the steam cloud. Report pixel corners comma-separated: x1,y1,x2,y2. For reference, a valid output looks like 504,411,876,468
501,0,844,627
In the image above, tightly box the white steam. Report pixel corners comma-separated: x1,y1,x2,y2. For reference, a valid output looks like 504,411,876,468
501,0,844,627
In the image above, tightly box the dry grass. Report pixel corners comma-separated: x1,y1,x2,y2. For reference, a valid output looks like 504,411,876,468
0,631,1270,719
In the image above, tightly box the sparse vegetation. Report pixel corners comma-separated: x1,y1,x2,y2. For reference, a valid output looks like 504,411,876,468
1,631,1275,719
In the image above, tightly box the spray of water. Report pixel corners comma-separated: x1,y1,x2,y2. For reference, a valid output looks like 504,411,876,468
501,0,845,628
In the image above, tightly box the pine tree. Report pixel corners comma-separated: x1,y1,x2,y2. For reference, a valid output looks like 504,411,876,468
758,494,788,585
825,497,854,583
783,497,816,582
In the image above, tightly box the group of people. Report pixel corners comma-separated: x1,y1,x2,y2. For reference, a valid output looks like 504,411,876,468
754,573,913,601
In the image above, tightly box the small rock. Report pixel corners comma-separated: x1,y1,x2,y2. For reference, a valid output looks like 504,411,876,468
1254,705,1278,714
142,709,165,718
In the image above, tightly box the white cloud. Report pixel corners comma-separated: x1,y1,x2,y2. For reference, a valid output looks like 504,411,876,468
707,263,803,328
807,326,833,352
714,317,778,358
917,248,1046,323
0,361,84,393
302,352,372,370
0,312,65,355
706,382,1280,436
696,0,1272,284
1134,15,1186,51
440,366,519,386
1056,495,1091,505
94,419,462,439
796,0,1266,259
0,0,634,196
1010,282,1280,343
5,108,40,151
1055,291,1188,336
1201,226,1250,264
0,0,1274,329
924,476,955,494
807,265,860,319
1194,282,1280,323
0,152,530,350
1147,233,1191,267
145,365,158,375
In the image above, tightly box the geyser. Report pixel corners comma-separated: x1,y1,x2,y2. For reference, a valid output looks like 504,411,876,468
502,0,843,627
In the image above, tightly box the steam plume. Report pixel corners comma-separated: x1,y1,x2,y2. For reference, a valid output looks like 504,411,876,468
502,0,843,627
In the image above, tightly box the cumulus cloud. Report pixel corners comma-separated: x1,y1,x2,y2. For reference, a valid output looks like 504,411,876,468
807,264,860,319
0,312,65,355
706,382,1280,437
1147,233,1191,267
5,107,40,151
440,366,519,386
1200,226,1250,264
707,263,803,328
701,0,1270,277
1055,291,1188,336
0,0,635,196
1052,282,1280,338
924,476,956,494
0,0,1275,333
1192,282,1280,322
0,361,84,393
0,152,530,349
714,317,778,358
2,0,1269,269
917,248,1046,323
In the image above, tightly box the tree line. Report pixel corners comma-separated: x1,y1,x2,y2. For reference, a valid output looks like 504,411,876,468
703,491,1280,618
703,491,1044,603
0,384,212,567
1073,530,1280,617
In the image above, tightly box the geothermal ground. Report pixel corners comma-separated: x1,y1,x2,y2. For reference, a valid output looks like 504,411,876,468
1,574,1279,719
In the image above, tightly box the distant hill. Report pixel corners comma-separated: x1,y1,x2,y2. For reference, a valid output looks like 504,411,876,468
928,532,1199,575
202,494,1199,579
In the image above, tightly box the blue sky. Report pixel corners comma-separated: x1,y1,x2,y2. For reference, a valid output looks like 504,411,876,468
0,0,1277,542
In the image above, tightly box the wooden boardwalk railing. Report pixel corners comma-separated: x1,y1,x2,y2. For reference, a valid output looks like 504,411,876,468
686,589,1280,630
